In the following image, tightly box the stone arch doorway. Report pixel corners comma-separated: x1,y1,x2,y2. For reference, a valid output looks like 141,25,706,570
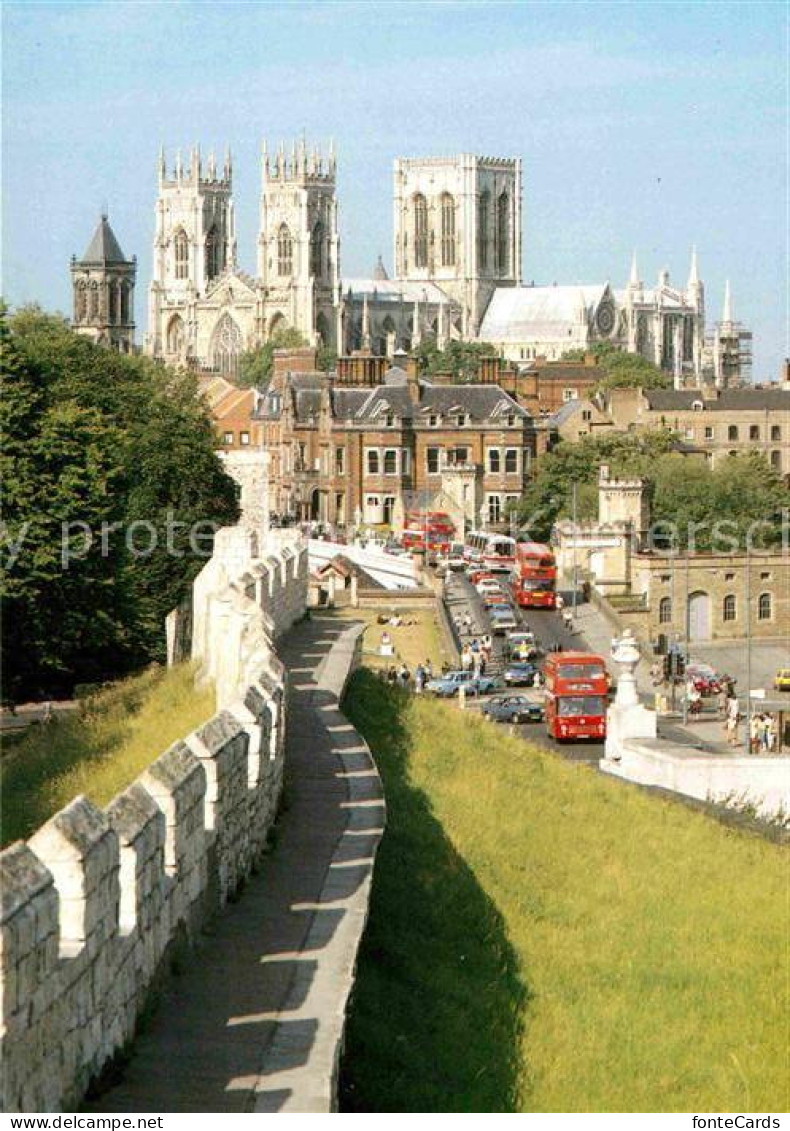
687,590,711,641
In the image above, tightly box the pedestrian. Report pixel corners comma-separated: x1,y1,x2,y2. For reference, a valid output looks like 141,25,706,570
767,714,778,753
42,701,53,725
725,695,740,747
415,664,425,694
532,670,542,689
387,666,398,686
555,594,564,612
716,686,728,720
749,712,761,754
424,660,434,681
562,609,573,633
461,645,472,672
399,664,411,689
760,713,771,754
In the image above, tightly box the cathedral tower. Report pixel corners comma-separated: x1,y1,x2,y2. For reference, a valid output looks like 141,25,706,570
71,214,136,353
257,138,340,348
393,154,522,337
147,146,234,361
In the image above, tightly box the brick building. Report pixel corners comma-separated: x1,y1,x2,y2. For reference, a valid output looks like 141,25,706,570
256,352,537,532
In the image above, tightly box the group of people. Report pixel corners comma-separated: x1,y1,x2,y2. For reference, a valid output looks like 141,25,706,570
383,660,435,692
460,636,493,678
749,711,780,754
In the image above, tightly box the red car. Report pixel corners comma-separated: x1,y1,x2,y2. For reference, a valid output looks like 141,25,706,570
685,664,721,696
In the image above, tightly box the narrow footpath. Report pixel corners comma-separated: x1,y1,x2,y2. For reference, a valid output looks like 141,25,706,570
87,616,383,1114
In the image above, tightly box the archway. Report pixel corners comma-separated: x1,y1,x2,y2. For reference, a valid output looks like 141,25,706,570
166,313,185,355
688,591,711,641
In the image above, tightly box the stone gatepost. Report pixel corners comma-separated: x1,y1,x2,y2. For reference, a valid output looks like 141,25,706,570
602,628,656,764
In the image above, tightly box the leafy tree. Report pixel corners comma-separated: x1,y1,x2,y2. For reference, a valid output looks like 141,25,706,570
415,339,498,383
236,326,308,388
513,429,789,551
561,341,671,391
1,307,239,701
316,344,337,372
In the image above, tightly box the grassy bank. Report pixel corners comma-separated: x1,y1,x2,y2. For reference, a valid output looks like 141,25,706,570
1,665,215,846
326,605,452,673
340,670,789,1113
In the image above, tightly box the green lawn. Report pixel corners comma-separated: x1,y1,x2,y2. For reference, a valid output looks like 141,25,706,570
340,670,789,1113
1,664,215,846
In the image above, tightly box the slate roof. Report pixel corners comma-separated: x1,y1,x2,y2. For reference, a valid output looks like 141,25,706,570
80,216,129,264
331,381,530,423
341,277,456,306
644,387,790,412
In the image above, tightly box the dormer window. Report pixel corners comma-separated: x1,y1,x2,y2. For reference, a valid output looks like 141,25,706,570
385,413,395,428
455,413,469,428
507,414,516,427
692,400,703,411
428,414,439,427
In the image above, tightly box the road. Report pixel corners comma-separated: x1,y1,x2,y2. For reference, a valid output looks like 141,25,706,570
444,572,605,765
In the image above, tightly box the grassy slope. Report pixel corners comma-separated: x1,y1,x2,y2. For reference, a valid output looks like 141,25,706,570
341,671,789,1113
1,665,215,846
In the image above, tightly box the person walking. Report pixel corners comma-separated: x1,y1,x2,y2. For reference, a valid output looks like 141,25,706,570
725,695,740,747
415,664,426,694
716,686,728,721
555,594,564,612
562,608,573,634
749,712,761,754
461,645,472,672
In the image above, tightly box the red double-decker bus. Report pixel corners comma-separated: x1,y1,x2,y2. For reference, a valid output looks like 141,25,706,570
402,511,455,554
544,652,608,741
510,541,557,608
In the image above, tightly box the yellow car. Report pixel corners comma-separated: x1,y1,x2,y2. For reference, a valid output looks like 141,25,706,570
774,668,790,691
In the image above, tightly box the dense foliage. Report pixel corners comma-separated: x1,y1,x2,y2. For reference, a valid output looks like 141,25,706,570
236,326,309,387
562,341,671,389
415,339,497,383
1,307,239,701
514,430,789,549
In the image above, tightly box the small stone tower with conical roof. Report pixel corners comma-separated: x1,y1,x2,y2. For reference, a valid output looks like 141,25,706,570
71,214,136,352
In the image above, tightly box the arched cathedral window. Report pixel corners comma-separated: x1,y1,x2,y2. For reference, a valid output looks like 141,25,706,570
497,192,510,275
108,281,118,324
440,194,455,268
478,190,490,271
167,314,185,355
205,225,222,282
89,282,99,320
278,224,293,276
120,282,130,324
310,222,324,278
174,229,189,280
413,194,428,269
75,281,87,323
210,313,243,376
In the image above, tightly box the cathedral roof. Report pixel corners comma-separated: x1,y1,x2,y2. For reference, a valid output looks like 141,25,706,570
80,215,130,265
479,285,607,342
372,256,389,281
342,277,456,306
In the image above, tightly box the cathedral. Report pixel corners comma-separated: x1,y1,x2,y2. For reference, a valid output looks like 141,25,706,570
71,141,752,387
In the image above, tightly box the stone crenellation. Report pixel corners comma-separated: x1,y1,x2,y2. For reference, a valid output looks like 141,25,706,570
0,671,284,1113
1,449,309,1112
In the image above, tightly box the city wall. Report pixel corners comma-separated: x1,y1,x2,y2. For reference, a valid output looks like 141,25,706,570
0,450,310,1112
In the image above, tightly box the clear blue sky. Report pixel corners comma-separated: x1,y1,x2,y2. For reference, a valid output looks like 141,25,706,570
3,0,787,379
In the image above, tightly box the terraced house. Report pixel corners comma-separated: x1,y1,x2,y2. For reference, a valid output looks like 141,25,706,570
256,352,538,532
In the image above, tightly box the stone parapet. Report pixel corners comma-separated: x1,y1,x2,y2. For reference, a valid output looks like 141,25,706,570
0,663,285,1113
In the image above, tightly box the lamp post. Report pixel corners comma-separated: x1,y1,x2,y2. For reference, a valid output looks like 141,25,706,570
571,480,579,619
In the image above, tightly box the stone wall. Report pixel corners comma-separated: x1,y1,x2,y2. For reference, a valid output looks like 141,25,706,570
601,738,790,820
0,670,286,1113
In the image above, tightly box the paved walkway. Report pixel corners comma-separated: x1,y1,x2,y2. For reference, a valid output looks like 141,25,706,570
87,616,384,1113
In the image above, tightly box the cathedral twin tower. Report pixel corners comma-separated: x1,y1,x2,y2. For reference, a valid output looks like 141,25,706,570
143,141,520,373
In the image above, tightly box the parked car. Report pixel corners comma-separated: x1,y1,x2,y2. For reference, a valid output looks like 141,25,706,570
489,607,519,633
483,592,511,609
503,661,539,686
482,694,544,724
774,668,790,691
425,670,499,697
685,663,722,695
467,568,495,585
476,578,504,595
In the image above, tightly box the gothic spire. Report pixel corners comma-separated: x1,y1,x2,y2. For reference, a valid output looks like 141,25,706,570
629,249,640,288
687,245,699,289
722,279,733,323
